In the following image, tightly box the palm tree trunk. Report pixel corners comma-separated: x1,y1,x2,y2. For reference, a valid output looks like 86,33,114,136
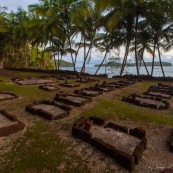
59,54,63,68
66,22,76,71
83,35,86,72
80,40,93,73
134,14,140,75
74,36,82,67
57,49,60,70
95,50,108,75
157,44,165,77
36,43,39,60
120,40,130,76
151,40,156,76
141,54,149,75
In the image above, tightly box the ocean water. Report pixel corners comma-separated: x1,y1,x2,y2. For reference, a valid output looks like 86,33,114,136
61,66,173,78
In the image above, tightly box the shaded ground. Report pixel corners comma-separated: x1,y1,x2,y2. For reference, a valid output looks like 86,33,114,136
0,70,172,173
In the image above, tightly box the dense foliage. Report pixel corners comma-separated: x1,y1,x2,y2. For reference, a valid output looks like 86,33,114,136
0,0,173,75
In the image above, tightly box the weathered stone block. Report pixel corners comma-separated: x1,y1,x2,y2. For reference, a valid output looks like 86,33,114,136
89,116,105,126
129,127,146,139
73,117,86,127
133,142,144,164
116,150,135,171
90,137,117,158
0,122,25,137
72,126,92,142
141,137,147,149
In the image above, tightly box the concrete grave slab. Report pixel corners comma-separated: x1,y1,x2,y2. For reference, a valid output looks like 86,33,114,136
59,82,80,88
72,117,147,171
76,77,99,83
74,89,102,97
143,91,171,99
0,110,25,137
39,84,60,91
168,129,173,153
149,83,173,96
54,94,92,107
13,78,57,85
26,101,71,120
0,92,18,102
122,93,170,109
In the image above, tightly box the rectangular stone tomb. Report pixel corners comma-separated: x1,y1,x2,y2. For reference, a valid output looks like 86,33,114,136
94,82,116,92
143,91,171,99
59,83,80,88
155,83,173,89
74,89,102,97
107,82,126,88
26,102,69,120
97,81,117,89
39,85,60,91
122,94,170,109
0,92,18,102
168,129,173,153
163,169,173,173
0,110,25,137
14,78,57,85
54,94,92,107
118,80,135,85
76,77,99,83
149,83,173,96
72,117,147,171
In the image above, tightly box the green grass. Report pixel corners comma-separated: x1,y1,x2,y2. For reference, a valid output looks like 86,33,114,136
0,122,90,173
81,98,173,126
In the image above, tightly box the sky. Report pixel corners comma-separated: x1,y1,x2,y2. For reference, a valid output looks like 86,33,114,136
0,0,38,12
0,0,173,66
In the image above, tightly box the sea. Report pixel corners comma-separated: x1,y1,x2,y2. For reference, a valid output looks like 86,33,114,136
61,66,173,78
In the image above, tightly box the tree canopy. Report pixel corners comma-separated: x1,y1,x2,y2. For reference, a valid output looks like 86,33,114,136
0,0,173,76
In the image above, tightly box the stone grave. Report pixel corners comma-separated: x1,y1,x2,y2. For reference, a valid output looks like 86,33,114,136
74,89,102,97
13,77,57,85
76,77,99,83
54,93,92,107
118,80,136,85
59,80,80,88
26,100,71,120
163,169,173,173
143,91,171,99
39,84,60,91
85,83,115,92
0,92,18,102
72,117,147,171
105,82,126,88
168,129,173,153
122,93,170,109
0,110,25,136
98,81,119,89
149,83,173,96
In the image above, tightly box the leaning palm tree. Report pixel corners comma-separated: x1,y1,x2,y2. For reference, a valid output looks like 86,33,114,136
94,33,112,75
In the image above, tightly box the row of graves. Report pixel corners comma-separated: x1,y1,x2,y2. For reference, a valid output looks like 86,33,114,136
25,79,136,120
9,76,149,171
122,83,173,157
122,83,171,110
2,76,172,172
